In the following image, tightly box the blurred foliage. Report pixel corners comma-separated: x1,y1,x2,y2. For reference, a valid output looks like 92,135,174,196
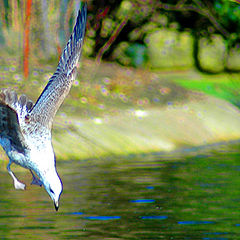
0,0,240,72
145,30,194,69
198,35,226,73
214,0,240,44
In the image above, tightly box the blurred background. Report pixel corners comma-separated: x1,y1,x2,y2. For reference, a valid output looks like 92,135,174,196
1,1,240,239
1,0,240,159
1,0,240,71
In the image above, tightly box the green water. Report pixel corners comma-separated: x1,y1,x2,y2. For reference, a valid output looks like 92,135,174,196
1,142,240,239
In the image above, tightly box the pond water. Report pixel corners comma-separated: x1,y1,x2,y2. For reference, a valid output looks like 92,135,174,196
1,142,240,239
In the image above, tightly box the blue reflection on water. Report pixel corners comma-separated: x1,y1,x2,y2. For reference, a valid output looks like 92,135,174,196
140,216,167,220
202,238,228,240
178,220,215,225
83,216,121,220
203,232,229,235
146,186,154,189
69,212,84,215
130,199,155,203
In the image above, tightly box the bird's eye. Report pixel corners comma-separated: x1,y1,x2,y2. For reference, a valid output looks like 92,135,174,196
50,188,54,194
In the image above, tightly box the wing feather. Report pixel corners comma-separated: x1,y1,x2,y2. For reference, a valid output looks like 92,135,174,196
29,3,87,129
0,90,31,152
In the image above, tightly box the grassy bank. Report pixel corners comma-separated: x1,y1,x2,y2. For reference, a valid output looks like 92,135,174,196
52,94,240,160
173,73,240,107
1,57,240,161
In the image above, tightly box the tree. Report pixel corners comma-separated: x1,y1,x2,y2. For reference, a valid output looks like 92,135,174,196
23,0,32,79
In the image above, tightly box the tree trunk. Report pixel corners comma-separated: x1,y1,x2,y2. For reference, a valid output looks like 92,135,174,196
23,0,32,79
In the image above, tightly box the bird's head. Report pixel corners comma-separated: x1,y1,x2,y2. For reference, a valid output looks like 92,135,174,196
42,169,63,211
30,138,63,211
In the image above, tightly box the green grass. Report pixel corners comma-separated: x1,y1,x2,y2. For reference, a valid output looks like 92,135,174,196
173,73,240,107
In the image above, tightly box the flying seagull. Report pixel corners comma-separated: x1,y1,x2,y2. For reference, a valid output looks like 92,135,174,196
0,3,87,211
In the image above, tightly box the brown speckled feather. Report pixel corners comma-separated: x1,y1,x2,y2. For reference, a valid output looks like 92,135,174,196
0,104,24,152
0,89,33,152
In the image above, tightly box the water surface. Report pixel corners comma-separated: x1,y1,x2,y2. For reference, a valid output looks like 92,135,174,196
1,142,240,239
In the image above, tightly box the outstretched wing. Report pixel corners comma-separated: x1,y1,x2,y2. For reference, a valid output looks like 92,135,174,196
29,3,87,129
0,89,33,152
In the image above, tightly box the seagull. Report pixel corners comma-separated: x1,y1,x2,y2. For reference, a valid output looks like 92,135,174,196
0,3,87,211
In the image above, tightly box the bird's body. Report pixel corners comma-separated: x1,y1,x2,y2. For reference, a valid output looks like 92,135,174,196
0,3,87,210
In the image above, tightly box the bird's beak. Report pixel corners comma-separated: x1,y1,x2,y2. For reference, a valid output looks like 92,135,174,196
54,201,59,211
